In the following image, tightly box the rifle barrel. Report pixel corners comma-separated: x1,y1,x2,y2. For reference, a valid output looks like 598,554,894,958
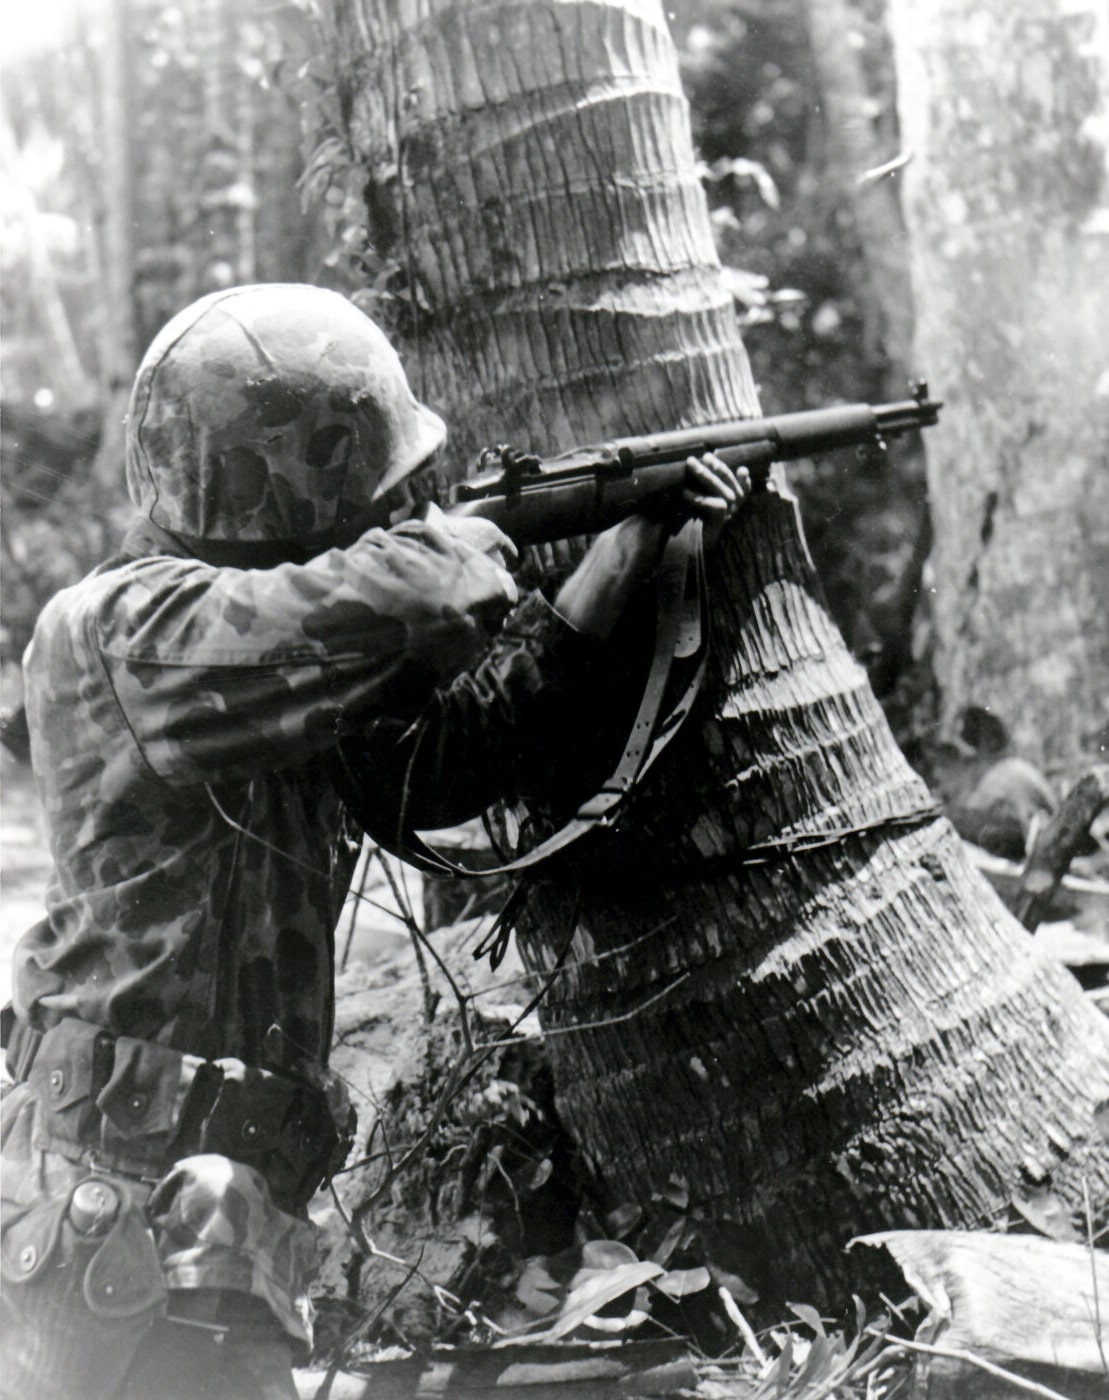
450,392,942,545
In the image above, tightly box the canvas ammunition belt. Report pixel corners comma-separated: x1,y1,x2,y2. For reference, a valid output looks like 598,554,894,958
3,1015,353,1212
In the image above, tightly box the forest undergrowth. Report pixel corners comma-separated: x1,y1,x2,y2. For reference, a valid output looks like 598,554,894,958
300,858,1109,1400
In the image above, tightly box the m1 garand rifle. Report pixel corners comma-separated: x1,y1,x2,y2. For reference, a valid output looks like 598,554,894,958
337,383,943,913
448,381,942,545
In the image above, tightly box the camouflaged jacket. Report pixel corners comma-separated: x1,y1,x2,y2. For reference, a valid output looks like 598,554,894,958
7,282,621,1351
14,514,530,1060
10,514,603,1340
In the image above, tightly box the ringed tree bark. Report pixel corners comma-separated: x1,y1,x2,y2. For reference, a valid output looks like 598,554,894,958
888,0,1109,774
318,0,1109,1303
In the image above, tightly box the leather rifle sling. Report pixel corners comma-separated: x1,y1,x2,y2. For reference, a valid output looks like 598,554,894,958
344,518,708,879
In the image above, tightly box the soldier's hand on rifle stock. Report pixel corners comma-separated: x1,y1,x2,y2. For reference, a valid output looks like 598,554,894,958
554,452,749,640
682,451,750,546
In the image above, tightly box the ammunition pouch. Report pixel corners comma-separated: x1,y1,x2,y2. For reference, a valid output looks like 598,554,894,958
8,1017,354,1213
0,1171,166,1400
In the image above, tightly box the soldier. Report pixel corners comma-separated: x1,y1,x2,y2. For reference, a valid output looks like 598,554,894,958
0,284,747,1400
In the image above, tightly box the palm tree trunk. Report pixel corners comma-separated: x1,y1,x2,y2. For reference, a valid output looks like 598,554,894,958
322,0,1109,1302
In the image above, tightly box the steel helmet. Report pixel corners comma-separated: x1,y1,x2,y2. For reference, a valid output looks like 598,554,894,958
125,283,446,561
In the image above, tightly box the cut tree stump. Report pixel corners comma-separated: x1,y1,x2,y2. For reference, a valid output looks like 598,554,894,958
854,1229,1109,1399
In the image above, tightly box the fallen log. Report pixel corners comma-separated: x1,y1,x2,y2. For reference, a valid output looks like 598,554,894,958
294,1339,695,1400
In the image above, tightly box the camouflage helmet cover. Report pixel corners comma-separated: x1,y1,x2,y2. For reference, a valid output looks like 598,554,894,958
125,284,446,550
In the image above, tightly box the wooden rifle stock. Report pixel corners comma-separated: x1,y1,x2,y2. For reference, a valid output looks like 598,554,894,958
449,382,942,547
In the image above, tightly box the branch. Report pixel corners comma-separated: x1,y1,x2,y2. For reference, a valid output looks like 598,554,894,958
477,971,693,1050
1017,765,1109,930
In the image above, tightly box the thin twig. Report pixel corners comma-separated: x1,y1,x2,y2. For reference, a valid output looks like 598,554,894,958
461,913,679,1002
329,1178,451,1309
1084,1177,1108,1377
340,842,375,971
477,971,693,1050
866,1330,1079,1400
379,848,478,1050
376,851,440,1024
206,786,409,926
350,1044,497,1212
877,1292,917,1328
414,924,479,1051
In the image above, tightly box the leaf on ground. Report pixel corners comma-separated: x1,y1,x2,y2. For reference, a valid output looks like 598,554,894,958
578,1238,639,1271
649,1214,689,1266
582,1306,650,1334
502,1260,663,1345
786,1301,827,1338
605,1202,643,1239
654,1265,711,1300
1011,1187,1080,1242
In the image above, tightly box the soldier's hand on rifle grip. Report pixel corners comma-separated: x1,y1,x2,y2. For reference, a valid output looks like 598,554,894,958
682,452,750,546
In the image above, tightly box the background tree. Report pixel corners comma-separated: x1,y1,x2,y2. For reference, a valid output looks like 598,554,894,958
673,0,932,702
889,0,1109,776
313,0,1109,1306
0,0,322,668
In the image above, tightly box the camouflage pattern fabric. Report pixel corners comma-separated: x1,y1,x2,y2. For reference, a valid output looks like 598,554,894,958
9,508,525,1344
1,1080,167,1399
16,515,518,1057
9,497,616,1344
126,284,447,550
1,1080,303,1398
148,1154,319,1340
7,283,613,1368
